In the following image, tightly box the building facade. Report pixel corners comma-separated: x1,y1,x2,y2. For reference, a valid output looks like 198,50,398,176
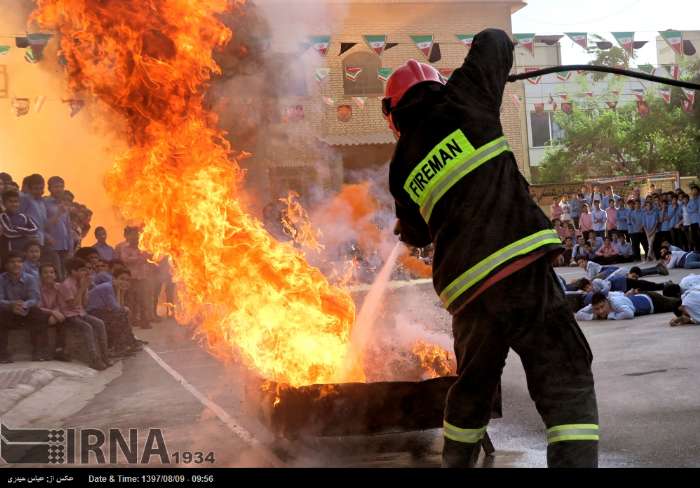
521,42,662,177
244,0,530,205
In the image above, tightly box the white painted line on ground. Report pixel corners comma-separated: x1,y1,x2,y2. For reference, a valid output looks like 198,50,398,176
151,347,202,355
143,345,281,466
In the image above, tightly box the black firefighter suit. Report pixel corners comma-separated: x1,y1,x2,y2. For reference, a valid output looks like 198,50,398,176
388,29,599,468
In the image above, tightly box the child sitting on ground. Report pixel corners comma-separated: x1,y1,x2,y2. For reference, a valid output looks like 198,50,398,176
87,268,142,357
58,257,112,370
0,251,51,362
38,263,69,361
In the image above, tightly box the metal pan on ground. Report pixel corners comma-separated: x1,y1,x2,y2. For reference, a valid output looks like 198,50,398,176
250,377,458,439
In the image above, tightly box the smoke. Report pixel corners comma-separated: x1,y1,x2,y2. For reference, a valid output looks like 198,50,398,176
208,0,348,217
0,0,125,239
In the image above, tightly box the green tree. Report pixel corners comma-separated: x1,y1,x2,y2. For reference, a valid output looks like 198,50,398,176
536,56,700,184
589,46,631,81
536,97,700,183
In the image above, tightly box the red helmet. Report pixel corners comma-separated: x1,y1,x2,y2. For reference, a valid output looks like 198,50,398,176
382,60,444,116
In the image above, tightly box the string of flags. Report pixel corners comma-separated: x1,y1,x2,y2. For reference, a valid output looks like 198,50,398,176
316,62,692,86
8,96,86,118
0,32,53,63
299,30,695,60
510,86,696,115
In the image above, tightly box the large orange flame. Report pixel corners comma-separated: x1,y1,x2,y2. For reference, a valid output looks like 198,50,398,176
33,0,362,387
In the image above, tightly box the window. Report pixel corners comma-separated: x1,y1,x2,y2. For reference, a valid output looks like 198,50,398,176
530,111,563,147
342,51,383,96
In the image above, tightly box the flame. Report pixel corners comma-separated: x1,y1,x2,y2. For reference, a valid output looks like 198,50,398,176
411,340,456,379
279,191,323,252
33,0,363,387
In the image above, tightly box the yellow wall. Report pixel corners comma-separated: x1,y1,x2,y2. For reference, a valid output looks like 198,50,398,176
0,7,125,241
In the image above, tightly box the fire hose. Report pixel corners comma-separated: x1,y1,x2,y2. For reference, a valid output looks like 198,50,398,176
508,64,700,90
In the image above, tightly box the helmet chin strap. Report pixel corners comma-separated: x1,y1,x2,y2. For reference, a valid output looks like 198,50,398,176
508,64,700,90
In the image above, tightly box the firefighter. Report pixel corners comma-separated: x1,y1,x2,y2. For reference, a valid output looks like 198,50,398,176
383,29,599,468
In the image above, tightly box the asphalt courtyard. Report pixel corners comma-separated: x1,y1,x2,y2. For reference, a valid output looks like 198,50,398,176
4,263,699,467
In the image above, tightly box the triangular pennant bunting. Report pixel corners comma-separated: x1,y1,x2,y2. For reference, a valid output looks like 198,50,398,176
410,35,434,58
27,33,51,46
659,88,672,104
636,100,650,117
345,66,363,82
637,64,655,75
682,88,696,106
438,68,454,80
612,32,635,56
525,68,541,84
633,89,646,102
377,67,393,82
352,96,367,109
339,43,357,56
309,35,331,56
314,67,330,83
682,99,695,113
0,45,10,56
565,32,588,50
363,35,387,55
24,46,40,63
556,72,572,81
428,43,442,63
456,34,475,49
660,30,683,56
385,42,399,51
514,33,536,56
64,99,85,117
24,33,50,63
671,64,681,80
12,97,30,117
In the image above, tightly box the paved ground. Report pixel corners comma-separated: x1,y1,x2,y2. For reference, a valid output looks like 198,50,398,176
2,263,699,467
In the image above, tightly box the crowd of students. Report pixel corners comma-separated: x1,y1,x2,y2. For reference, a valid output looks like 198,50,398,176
0,172,173,369
550,183,700,267
547,183,700,328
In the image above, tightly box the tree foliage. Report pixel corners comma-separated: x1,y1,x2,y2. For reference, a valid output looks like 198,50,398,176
536,58,700,184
